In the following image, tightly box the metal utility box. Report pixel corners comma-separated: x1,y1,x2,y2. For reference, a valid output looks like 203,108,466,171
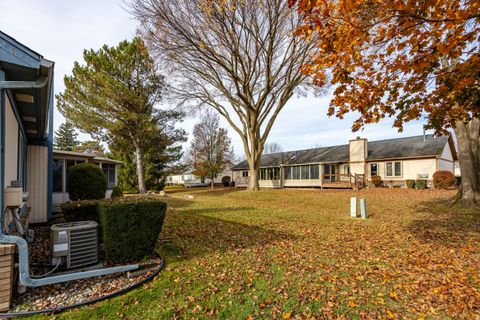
4,188,23,207
50,221,99,269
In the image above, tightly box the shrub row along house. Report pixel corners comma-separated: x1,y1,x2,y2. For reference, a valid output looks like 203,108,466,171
233,135,457,189
0,31,121,227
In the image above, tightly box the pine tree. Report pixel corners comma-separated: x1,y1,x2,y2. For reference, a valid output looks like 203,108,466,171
54,122,79,151
56,37,166,194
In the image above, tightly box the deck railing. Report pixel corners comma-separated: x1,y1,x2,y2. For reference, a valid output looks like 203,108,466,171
322,173,365,189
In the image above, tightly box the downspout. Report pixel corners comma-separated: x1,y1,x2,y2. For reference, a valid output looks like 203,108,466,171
0,75,138,287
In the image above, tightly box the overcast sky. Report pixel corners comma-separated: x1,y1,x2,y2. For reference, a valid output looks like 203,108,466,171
0,0,431,156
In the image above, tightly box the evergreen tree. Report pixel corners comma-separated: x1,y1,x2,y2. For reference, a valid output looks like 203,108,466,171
54,122,79,151
110,110,186,192
73,140,105,156
56,37,165,193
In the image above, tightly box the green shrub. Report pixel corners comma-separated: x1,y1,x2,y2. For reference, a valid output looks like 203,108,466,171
416,179,427,190
406,179,415,189
61,200,100,223
110,185,123,198
433,170,455,189
98,198,167,263
222,176,231,187
67,163,106,201
371,175,382,187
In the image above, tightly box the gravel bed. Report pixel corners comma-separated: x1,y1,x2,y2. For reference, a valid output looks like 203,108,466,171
9,226,160,313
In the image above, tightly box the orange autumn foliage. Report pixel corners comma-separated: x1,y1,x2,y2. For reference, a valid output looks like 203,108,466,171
289,0,480,132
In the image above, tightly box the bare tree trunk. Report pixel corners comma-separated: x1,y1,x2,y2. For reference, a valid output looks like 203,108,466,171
453,118,480,206
134,142,147,194
246,139,262,191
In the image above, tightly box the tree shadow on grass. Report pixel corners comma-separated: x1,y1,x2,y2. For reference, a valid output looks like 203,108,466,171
158,206,294,262
405,198,480,245
166,187,242,197
186,187,243,197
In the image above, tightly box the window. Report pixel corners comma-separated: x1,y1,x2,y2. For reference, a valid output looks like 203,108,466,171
284,167,291,180
291,166,300,179
53,159,64,192
343,165,350,175
386,161,402,177
102,164,116,189
259,168,280,180
300,165,309,179
310,165,319,179
395,162,402,177
242,171,249,177
370,163,378,176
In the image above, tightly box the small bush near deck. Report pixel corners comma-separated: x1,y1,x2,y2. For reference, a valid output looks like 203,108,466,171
110,185,123,198
416,179,427,189
222,176,231,187
371,175,382,187
98,198,167,263
406,179,415,189
433,170,455,189
67,163,106,201
61,200,100,223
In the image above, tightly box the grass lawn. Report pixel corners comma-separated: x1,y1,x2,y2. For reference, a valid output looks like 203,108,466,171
32,188,479,319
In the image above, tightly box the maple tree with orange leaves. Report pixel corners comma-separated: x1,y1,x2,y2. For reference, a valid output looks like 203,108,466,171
290,0,480,204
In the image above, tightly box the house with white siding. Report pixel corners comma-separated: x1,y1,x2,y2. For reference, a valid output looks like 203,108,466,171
232,135,457,189
1,32,121,227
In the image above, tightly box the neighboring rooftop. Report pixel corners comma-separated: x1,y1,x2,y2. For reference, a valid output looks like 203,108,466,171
232,135,454,170
53,149,122,164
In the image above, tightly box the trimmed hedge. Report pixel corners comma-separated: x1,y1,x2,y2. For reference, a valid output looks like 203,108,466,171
433,170,455,189
371,175,382,187
67,163,106,201
98,198,167,263
61,200,100,223
110,185,123,198
416,179,427,190
406,179,415,189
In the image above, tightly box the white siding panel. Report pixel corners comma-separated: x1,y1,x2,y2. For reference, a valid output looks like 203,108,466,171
440,144,454,161
438,159,454,172
4,97,18,187
27,145,49,223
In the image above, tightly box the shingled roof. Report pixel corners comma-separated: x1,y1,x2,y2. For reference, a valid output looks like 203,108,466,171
232,134,452,170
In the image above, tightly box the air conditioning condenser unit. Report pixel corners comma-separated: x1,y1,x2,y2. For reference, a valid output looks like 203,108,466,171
51,221,99,269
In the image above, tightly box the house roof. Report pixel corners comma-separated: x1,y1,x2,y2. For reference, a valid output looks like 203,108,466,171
0,31,54,144
53,149,123,165
232,134,453,170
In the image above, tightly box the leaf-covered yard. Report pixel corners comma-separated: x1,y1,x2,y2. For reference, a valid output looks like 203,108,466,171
38,188,479,319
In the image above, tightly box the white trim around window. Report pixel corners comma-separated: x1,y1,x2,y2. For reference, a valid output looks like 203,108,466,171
385,161,402,177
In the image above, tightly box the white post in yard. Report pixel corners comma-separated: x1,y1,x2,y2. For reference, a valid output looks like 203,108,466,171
360,198,367,219
350,197,358,218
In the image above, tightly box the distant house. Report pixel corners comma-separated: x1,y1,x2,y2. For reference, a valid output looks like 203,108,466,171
52,150,122,211
166,169,232,187
232,135,457,189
